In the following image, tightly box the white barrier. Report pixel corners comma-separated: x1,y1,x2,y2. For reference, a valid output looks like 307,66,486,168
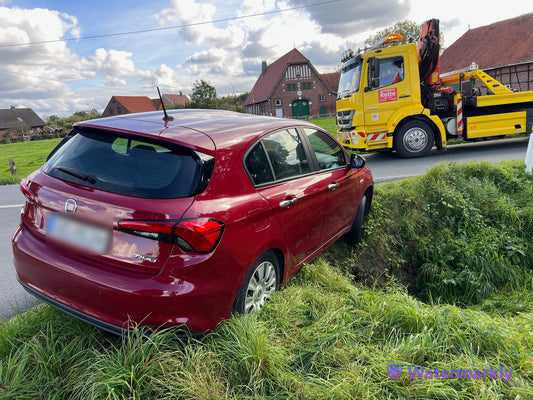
526,132,533,173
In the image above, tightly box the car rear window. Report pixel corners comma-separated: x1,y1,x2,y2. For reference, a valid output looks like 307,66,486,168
43,129,211,199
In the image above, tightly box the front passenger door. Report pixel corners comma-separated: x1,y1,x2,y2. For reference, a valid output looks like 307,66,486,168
302,127,363,241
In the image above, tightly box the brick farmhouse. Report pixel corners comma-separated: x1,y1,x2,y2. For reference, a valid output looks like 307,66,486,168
244,48,339,118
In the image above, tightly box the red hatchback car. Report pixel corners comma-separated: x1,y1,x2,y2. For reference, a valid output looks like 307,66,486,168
13,109,373,335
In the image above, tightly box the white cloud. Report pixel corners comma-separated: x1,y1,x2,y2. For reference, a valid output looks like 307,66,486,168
286,0,411,35
157,0,244,47
183,48,244,76
0,5,156,115
86,48,151,87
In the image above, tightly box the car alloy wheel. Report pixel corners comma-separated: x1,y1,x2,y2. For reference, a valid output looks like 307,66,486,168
233,251,280,314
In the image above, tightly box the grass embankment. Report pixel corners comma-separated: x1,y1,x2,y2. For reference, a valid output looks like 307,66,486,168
1,163,532,399
0,139,61,185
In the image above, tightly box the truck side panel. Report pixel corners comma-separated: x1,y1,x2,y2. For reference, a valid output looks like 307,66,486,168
466,111,527,139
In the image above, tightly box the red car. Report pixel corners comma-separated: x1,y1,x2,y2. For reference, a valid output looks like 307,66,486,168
13,109,373,335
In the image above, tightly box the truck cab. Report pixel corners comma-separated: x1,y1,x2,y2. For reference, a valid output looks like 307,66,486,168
337,36,446,158
337,19,533,158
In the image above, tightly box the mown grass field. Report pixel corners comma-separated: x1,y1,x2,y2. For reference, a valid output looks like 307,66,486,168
0,139,61,185
1,161,532,399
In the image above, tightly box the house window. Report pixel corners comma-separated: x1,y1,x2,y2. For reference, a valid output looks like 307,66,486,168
275,99,282,106
287,84,297,91
319,94,325,102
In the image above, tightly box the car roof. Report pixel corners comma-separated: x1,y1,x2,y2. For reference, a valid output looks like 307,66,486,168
75,109,319,155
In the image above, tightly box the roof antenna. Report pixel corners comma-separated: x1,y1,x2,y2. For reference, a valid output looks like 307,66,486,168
157,87,174,121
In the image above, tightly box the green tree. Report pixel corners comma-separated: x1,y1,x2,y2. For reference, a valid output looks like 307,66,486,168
189,80,217,109
216,92,249,112
364,20,423,48
46,115,61,126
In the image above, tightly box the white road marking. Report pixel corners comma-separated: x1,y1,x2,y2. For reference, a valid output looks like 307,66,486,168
0,204,24,209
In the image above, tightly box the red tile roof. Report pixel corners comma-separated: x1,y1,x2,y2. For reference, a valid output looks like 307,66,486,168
113,96,158,113
163,94,191,107
245,48,310,105
440,13,533,73
321,72,340,93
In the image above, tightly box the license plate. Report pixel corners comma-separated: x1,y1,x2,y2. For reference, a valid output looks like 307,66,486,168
47,213,111,253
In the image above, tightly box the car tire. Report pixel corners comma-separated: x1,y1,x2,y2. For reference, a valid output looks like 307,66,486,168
343,195,367,244
232,251,281,314
395,120,434,158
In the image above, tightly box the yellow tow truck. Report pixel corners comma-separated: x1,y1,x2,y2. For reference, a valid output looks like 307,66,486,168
336,19,533,157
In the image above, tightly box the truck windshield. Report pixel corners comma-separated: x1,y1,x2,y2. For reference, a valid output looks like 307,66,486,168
338,57,362,99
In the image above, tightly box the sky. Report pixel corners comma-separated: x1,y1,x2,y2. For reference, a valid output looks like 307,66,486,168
0,0,531,118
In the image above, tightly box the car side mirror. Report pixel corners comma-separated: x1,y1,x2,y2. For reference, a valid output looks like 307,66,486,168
350,153,366,169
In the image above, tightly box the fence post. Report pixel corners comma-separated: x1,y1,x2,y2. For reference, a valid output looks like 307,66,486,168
8,159,17,176
526,132,533,173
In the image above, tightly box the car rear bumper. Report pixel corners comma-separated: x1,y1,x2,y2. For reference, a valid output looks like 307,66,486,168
17,278,135,336
12,224,236,334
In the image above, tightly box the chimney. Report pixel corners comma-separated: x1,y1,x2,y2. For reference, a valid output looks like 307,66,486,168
179,91,183,96
261,60,267,76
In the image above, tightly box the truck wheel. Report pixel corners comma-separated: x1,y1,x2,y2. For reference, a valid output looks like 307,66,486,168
232,251,280,314
343,195,367,244
395,121,434,158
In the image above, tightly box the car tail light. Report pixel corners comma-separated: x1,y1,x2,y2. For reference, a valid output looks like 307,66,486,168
20,179,35,203
118,218,224,253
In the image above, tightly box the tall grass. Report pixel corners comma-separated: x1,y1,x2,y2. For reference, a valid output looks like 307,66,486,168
1,261,531,399
347,160,533,305
1,161,532,399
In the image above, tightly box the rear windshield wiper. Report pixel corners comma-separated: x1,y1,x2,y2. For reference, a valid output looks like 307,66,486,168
56,166,97,184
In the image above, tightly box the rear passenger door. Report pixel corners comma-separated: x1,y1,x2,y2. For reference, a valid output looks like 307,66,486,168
244,128,328,265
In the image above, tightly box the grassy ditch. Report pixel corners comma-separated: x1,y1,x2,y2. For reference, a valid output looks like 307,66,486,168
1,161,532,399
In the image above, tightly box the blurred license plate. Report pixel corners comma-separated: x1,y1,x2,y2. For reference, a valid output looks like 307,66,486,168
47,213,110,253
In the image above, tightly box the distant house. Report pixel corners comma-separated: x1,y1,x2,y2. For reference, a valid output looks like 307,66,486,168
0,106,45,139
440,13,533,92
244,48,340,118
102,93,190,118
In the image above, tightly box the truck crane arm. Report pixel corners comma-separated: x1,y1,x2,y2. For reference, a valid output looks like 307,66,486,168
417,18,441,86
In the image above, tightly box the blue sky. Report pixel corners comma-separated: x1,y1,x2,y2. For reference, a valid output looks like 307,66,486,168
1,0,531,117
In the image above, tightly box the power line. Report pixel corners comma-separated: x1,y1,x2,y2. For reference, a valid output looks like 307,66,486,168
0,0,340,48
0,68,153,92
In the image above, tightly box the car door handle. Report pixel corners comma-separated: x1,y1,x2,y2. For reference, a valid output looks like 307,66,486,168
328,183,339,191
279,198,297,208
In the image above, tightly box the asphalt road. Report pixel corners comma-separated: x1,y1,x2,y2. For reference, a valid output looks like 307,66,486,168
0,184,39,320
366,136,530,182
0,136,530,320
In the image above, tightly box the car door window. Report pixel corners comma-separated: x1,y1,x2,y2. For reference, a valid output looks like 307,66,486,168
245,142,275,185
304,128,347,170
245,128,310,184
